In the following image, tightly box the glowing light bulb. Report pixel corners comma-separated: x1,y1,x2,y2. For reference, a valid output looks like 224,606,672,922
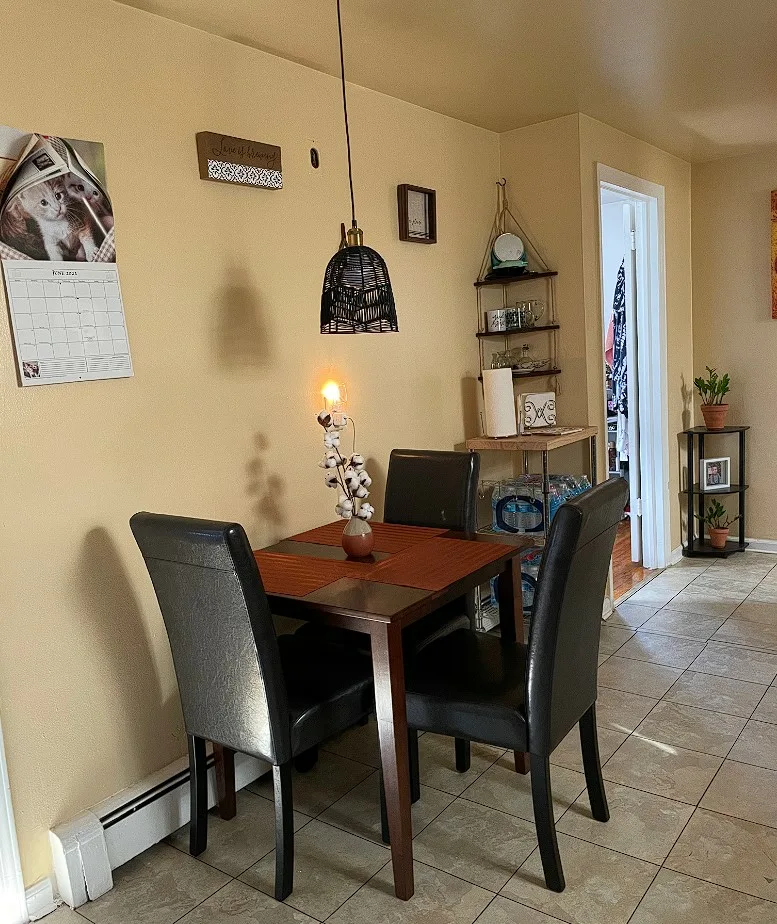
321,380,342,408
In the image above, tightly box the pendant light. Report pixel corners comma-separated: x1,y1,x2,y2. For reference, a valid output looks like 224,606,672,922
320,0,398,334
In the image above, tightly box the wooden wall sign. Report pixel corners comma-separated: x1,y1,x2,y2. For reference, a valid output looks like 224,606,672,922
772,189,777,321
196,132,282,190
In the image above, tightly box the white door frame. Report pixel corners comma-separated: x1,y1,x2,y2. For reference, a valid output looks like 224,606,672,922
0,716,27,923
597,164,671,570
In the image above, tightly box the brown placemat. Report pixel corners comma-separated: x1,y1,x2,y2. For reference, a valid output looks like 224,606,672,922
360,537,513,592
254,551,375,597
289,520,447,554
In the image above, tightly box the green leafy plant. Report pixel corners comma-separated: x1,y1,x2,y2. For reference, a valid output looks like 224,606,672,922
695,498,739,530
694,366,730,406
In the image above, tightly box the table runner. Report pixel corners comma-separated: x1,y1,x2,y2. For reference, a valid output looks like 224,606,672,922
254,551,374,597
290,520,447,554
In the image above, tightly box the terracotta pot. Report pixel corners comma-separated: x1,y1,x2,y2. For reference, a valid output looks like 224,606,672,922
708,526,730,550
342,517,374,558
700,404,729,431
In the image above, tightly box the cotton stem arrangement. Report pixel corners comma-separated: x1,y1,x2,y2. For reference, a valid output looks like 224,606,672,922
316,410,374,520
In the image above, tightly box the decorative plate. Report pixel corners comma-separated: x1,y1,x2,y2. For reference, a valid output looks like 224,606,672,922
492,232,525,264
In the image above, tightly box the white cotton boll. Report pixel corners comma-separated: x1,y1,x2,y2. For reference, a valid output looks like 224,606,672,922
338,496,353,512
324,431,340,449
321,451,339,468
349,453,365,471
345,470,361,491
335,503,352,519
355,485,369,498
317,410,332,428
357,503,374,520
358,470,372,487
324,472,339,488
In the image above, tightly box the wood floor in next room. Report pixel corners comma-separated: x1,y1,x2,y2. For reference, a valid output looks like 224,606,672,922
613,519,658,601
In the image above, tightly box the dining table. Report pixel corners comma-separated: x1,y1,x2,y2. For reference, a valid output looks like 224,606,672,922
214,519,534,900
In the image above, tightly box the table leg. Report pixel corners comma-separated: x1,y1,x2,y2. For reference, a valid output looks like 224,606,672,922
498,556,530,774
213,744,236,820
371,622,414,900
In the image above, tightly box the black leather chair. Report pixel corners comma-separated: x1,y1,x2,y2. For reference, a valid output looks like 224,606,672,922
130,513,373,901
388,477,629,892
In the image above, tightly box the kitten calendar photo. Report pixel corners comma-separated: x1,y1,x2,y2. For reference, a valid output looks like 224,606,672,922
0,125,132,386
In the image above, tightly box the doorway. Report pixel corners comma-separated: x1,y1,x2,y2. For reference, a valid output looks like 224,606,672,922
597,165,671,592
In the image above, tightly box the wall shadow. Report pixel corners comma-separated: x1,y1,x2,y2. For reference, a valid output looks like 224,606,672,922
67,528,181,811
214,262,272,372
246,432,288,541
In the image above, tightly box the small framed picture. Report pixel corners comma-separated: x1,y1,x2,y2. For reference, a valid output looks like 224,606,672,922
701,457,730,490
397,184,437,244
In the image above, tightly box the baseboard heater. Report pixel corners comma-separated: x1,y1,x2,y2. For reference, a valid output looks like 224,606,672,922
49,749,267,909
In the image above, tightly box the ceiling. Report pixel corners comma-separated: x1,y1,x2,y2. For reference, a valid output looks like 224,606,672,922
117,0,777,162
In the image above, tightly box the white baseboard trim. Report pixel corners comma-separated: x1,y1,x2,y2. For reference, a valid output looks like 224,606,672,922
25,878,58,921
669,545,683,565
745,538,777,554
50,750,267,909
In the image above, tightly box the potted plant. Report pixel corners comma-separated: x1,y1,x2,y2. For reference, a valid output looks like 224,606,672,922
694,366,730,430
696,498,739,549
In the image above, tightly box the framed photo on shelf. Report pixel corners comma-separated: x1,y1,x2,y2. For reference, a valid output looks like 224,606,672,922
700,456,730,491
397,184,437,243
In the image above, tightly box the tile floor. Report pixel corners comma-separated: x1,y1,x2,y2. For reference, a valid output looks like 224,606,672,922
49,552,777,924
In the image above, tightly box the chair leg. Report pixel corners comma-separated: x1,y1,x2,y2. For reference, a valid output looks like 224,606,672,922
579,704,610,823
530,754,565,892
293,746,319,773
378,772,390,845
273,763,294,901
187,735,208,856
408,729,421,804
455,737,471,773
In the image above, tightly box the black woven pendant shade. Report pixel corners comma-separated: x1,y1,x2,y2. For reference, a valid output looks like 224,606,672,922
321,0,397,334
321,244,397,333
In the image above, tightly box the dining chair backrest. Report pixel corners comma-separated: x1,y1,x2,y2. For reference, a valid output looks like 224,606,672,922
130,512,292,765
525,477,628,755
384,449,480,532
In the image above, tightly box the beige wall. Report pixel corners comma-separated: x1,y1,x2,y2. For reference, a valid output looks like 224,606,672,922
578,115,694,551
0,0,499,884
693,149,777,539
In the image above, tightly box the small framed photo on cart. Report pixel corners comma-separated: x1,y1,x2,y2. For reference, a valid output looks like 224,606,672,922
397,184,437,243
701,457,730,490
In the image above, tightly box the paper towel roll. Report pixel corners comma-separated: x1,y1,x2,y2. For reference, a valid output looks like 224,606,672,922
482,368,517,437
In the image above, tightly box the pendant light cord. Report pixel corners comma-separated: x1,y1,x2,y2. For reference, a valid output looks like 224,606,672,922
337,0,357,228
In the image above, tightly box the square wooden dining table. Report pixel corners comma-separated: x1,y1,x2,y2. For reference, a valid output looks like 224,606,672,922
216,520,533,900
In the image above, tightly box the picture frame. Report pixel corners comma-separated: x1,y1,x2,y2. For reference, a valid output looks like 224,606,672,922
397,184,437,244
700,456,730,491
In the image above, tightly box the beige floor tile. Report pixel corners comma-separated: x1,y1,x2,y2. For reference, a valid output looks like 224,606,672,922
608,603,658,629
701,759,777,828
635,700,747,757
413,798,538,892
41,909,84,924
595,687,658,734
688,574,761,596
78,843,229,924
318,773,454,844
663,671,767,718
639,608,726,640
417,733,505,796
729,600,777,625
728,720,777,770
502,835,658,924
688,641,777,684
474,896,568,923
322,717,381,768
615,632,705,669
598,625,634,656
659,591,741,619
557,781,693,864
168,790,309,877
749,584,777,604
177,880,318,924
753,687,777,723
462,755,586,824
328,859,493,924
626,584,685,609
550,725,627,774
240,819,389,920
628,868,777,924
603,734,722,804
249,751,373,817
708,552,776,575
598,657,682,699
597,652,610,667
665,807,777,902
712,617,777,652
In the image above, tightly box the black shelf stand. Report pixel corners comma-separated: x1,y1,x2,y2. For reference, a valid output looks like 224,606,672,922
682,425,749,558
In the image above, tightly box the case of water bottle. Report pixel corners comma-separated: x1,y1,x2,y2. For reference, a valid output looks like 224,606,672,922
490,474,591,535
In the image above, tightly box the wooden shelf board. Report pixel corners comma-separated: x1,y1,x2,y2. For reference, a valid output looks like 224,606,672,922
475,270,558,288
683,540,748,559
466,426,598,453
684,484,749,495
478,367,561,382
476,324,560,338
